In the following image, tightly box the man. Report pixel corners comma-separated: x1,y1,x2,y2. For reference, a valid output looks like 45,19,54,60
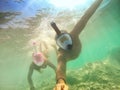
27,41,56,90
50,0,103,90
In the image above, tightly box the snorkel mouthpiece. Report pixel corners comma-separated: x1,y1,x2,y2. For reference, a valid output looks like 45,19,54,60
67,44,73,50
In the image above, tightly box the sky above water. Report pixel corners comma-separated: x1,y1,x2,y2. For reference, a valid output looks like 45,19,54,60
0,0,105,17
0,0,111,29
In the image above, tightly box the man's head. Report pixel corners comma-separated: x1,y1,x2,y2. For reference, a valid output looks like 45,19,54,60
50,22,73,50
56,32,73,50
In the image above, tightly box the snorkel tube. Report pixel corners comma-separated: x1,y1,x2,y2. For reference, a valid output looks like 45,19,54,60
50,22,61,35
50,22,73,50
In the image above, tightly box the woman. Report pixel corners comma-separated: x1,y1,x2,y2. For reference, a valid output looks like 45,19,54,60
27,41,56,90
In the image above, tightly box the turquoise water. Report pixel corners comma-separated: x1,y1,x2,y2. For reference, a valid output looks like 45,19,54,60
68,0,120,69
0,0,120,90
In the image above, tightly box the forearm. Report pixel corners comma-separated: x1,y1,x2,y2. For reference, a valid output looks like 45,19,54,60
27,64,34,88
56,57,67,83
80,0,103,23
47,60,56,71
71,0,103,35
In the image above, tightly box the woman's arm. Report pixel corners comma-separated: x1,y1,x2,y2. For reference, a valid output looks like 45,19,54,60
42,41,48,50
47,60,56,71
51,44,58,55
70,0,103,36
27,63,35,90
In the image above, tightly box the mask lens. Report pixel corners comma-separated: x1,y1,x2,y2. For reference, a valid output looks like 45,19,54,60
59,35,69,43
56,33,73,50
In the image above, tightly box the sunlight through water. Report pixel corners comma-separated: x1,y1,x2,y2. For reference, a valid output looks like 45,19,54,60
48,0,93,10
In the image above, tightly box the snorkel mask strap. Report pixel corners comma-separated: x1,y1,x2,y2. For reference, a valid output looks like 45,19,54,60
50,22,61,35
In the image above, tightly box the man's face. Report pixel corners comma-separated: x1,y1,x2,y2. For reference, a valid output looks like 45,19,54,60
56,33,73,50
59,35,69,43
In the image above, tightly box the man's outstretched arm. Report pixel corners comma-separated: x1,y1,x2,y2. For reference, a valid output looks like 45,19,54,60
71,0,103,36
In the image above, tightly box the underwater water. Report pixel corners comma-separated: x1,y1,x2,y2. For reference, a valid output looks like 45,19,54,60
0,0,120,90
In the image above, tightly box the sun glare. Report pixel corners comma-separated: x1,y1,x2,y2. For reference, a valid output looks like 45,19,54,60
49,0,88,9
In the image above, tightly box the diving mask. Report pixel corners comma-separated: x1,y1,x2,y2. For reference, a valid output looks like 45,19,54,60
50,22,73,50
56,33,73,50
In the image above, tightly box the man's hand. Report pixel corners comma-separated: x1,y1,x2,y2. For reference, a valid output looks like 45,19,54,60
53,79,69,90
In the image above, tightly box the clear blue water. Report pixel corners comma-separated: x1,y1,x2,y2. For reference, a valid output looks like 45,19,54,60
0,0,120,90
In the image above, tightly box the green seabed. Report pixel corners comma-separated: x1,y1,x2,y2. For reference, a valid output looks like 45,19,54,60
38,52,120,90
0,0,120,90
33,47,120,90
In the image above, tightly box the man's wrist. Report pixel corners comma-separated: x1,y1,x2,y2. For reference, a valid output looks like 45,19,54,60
57,78,66,84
